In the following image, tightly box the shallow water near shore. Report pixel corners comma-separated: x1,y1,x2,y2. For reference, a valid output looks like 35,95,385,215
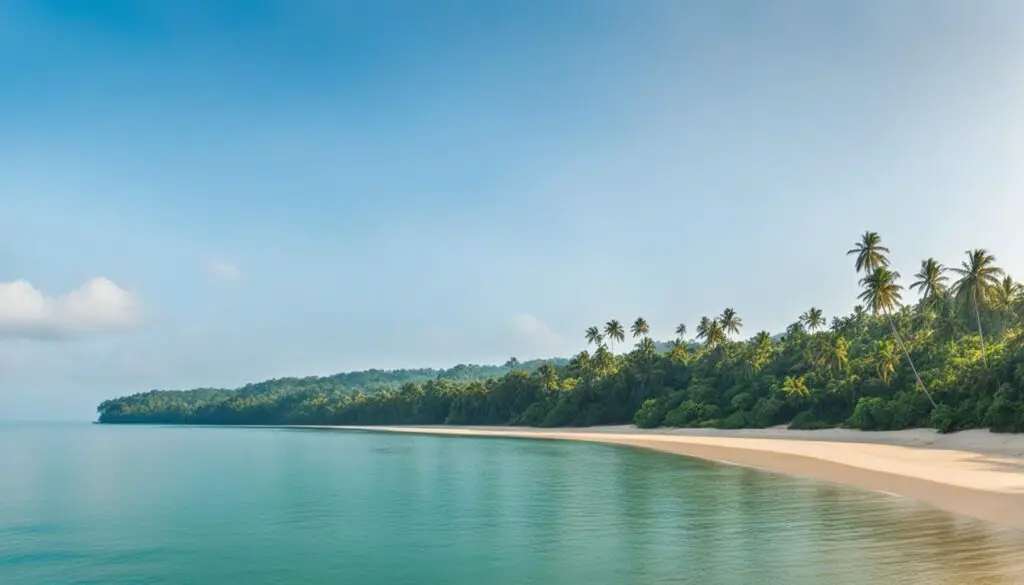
3,423,1024,585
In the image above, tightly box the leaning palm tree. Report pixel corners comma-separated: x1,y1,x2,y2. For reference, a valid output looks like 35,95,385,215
909,258,948,307
719,308,742,338
674,323,687,340
847,231,890,275
950,249,1004,366
630,317,650,339
604,319,626,353
800,307,825,331
858,268,936,406
584,326,603,348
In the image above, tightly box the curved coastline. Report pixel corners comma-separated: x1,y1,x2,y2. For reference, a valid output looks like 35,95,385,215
313,425,1024,531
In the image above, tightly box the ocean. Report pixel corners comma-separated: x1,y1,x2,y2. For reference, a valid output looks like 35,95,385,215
2,423,1023,584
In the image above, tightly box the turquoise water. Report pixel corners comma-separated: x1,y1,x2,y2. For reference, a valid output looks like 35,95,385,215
2,424,1024,584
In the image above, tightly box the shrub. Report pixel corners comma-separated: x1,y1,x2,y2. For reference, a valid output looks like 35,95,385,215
664,401,720,427
847,397,891,430
930,404,957,434
714,411,749,429
539,399,572,427
633,399,666,429
751,397,785,428
730,392,755,412
515,402,549,427
985,384,1024,433
787,410,833,430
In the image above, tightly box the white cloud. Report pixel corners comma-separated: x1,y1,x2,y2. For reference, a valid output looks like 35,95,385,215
0,277,142,339
509,314,565,356
207,259,242,283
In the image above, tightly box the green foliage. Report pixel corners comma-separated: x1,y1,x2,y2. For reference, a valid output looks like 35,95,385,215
714,411,749,429
787,411,832,430
848,398,892,430
97,233,1024,435
664,401,720,427
633,399,666,429
930,405,957,434
985,384,1024,433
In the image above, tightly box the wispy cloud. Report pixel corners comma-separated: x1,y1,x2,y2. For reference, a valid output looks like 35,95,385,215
508,314,565,356
206,259,242,283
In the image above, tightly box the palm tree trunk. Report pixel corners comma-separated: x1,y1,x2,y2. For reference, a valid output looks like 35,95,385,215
973,294,988,366
886,312,937,408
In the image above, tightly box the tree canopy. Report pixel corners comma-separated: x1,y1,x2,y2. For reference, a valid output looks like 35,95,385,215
98,232,1024,433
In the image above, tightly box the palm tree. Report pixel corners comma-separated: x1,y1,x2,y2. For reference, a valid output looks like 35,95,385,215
824,335,849,376
857,267,936,407
992,276,1023,310
852,305,866,323
674,323,687,340
503,357,520,370
719,308,742,337
991,276,1023,331
847,231,890,275
584,326,603,348
537,364,559,391
932,298,962,343
781,375,810,398
630,317,649,339
951,249,1004,366
668,339,689,363
636,336,656,357
604,319,625,353
909,258,948,305
829,316,845,333
695,317,712,342
753,330,773,347
875,340,899,385
800,307,825,332
703,319,727,348
593,345,614,376
749,331,775,372
569,350,591,372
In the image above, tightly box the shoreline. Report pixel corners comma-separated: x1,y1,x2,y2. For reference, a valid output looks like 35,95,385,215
309,425,1024,531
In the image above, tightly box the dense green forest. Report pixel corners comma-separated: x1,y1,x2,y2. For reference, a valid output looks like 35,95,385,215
96,359,566,424
98,232,1024,433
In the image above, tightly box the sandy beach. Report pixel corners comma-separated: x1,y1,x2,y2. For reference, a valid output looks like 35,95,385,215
323,425,1024,531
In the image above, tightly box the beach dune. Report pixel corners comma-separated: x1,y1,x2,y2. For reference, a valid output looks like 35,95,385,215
325,425,1024,531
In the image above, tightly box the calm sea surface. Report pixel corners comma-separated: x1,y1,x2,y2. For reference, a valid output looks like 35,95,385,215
2,423,1023,585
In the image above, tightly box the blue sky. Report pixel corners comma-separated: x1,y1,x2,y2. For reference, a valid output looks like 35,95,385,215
2,0,1024,420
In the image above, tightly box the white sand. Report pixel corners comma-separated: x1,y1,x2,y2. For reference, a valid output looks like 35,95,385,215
319,425,1024,530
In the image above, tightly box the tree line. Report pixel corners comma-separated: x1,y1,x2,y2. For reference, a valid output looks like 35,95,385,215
98,231,1024,433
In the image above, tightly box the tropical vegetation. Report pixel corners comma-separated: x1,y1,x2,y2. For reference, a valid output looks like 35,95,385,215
98,232,1024,433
